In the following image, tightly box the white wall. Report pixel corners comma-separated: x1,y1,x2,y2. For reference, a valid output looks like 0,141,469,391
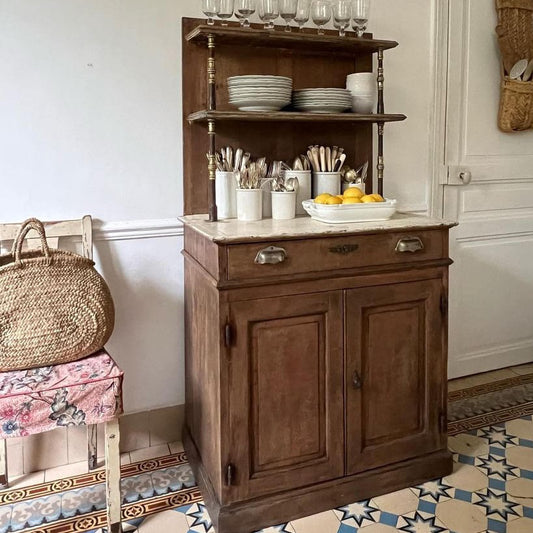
0,0,437,413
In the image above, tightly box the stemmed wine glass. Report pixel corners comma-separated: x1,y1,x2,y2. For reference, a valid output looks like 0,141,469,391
236,0,256,26
351,0,370,37
311,0,331,35
294,0,310,31
280,0,297,32
258,0,279,29
333,0,350,36
217,0,234,25
202,0,220,25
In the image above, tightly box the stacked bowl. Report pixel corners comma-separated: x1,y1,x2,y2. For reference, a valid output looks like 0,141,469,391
228,75,293,112
293,88,352,113
346,73,377,114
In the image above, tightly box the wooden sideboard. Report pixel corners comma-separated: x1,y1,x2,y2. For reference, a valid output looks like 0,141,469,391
182,215,455,533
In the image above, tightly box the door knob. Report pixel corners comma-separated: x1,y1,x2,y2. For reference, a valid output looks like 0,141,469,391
352,371,362,389
459,170,472,185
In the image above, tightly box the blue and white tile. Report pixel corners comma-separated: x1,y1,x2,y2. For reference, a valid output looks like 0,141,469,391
291,510,340,533
333,499,380,528
185,502,214,532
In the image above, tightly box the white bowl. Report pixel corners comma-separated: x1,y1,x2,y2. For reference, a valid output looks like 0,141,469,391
302,199,397,223
346,72,375,84
352,95,376,113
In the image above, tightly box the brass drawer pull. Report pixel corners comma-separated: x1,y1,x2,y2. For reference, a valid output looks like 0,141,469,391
395,237,424,253
254,246,287,265
329,244,359,255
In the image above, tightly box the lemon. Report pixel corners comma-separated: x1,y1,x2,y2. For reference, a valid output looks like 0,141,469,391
314,193,332,204
361,195,378,203
336,195,344,200
343,187,364,199
370,194,385,202
343,197,363,204
325,196,343,205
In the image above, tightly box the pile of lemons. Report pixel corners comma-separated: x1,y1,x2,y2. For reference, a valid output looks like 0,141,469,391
314,188,385,205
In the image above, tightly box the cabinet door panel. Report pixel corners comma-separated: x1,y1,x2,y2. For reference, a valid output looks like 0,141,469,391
226,292,344,501
346,280,445,474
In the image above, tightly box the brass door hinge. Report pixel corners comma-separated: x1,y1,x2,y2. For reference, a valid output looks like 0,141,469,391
224,323,233,347
440,293,448,316
439,412,447,433
225,463,235,486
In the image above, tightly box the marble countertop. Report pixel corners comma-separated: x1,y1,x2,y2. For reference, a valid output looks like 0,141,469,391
180,213,457,244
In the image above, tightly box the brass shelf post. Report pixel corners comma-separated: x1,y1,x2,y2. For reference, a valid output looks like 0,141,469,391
377,48,385,197
207,34,217,221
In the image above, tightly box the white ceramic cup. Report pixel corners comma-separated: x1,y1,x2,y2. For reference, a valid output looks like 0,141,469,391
236,189,263,221
215,171,237,219
271,191,296,220
281,170,312,216
261,181,272,218
313,172,341,197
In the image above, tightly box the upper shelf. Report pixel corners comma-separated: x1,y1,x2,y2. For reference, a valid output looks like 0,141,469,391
185,24,398,55
187,110,407,124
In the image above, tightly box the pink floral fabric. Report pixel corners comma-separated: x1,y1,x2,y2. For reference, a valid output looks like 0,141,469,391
0,350,123,439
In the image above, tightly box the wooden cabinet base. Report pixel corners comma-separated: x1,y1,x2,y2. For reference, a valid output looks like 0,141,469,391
184,427,452,533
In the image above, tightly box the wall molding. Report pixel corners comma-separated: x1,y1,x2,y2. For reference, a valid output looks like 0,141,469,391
428,0,450,216
94,218,184,242
449,338,533,379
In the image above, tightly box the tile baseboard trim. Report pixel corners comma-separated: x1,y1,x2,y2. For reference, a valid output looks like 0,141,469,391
6,404,185,476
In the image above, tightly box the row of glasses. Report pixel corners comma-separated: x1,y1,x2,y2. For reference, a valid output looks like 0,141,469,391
202,0,370,36
203,0,256,26
309,0,370,36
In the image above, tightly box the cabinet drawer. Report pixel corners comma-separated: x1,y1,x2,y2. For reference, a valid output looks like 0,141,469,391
226,230,445,281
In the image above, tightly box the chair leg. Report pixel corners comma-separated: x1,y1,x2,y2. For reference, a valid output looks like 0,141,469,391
88,424,98,470
105,419,122,533
0,439,7,488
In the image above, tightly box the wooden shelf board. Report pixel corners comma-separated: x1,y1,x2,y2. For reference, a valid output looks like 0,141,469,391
186,24,398,54
187,110,407,124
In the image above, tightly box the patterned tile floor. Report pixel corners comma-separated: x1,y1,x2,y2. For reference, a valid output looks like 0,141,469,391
86,415,533,533
4,364,533,533
98,415,533,533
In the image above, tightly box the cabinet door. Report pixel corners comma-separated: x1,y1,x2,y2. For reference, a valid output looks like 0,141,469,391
225,291,344,501
346,279,446,475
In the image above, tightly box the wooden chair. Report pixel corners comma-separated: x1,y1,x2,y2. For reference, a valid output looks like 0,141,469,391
0,216,123,533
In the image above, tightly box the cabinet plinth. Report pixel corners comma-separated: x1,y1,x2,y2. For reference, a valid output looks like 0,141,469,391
182,217,454,533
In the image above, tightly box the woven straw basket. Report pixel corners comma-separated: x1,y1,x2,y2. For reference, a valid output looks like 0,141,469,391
0,218,115,371
496,0,533,132
499,77,533,131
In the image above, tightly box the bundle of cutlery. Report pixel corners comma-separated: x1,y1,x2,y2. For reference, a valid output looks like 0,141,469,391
305,145,347,173
209,146,253,172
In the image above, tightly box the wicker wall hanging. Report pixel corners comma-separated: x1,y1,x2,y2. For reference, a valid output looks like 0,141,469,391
496,0,533,132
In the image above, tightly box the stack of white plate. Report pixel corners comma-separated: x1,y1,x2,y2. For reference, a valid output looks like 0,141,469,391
227,75,293,112
293,88,352,113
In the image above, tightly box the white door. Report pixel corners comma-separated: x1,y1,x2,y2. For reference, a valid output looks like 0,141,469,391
444,0,533,378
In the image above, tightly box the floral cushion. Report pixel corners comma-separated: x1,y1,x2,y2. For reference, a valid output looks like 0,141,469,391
0,350,123,439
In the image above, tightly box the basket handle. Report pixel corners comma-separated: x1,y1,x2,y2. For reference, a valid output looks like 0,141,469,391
11,218,52,265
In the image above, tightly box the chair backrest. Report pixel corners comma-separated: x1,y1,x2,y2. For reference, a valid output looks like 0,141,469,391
0,216,93,260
